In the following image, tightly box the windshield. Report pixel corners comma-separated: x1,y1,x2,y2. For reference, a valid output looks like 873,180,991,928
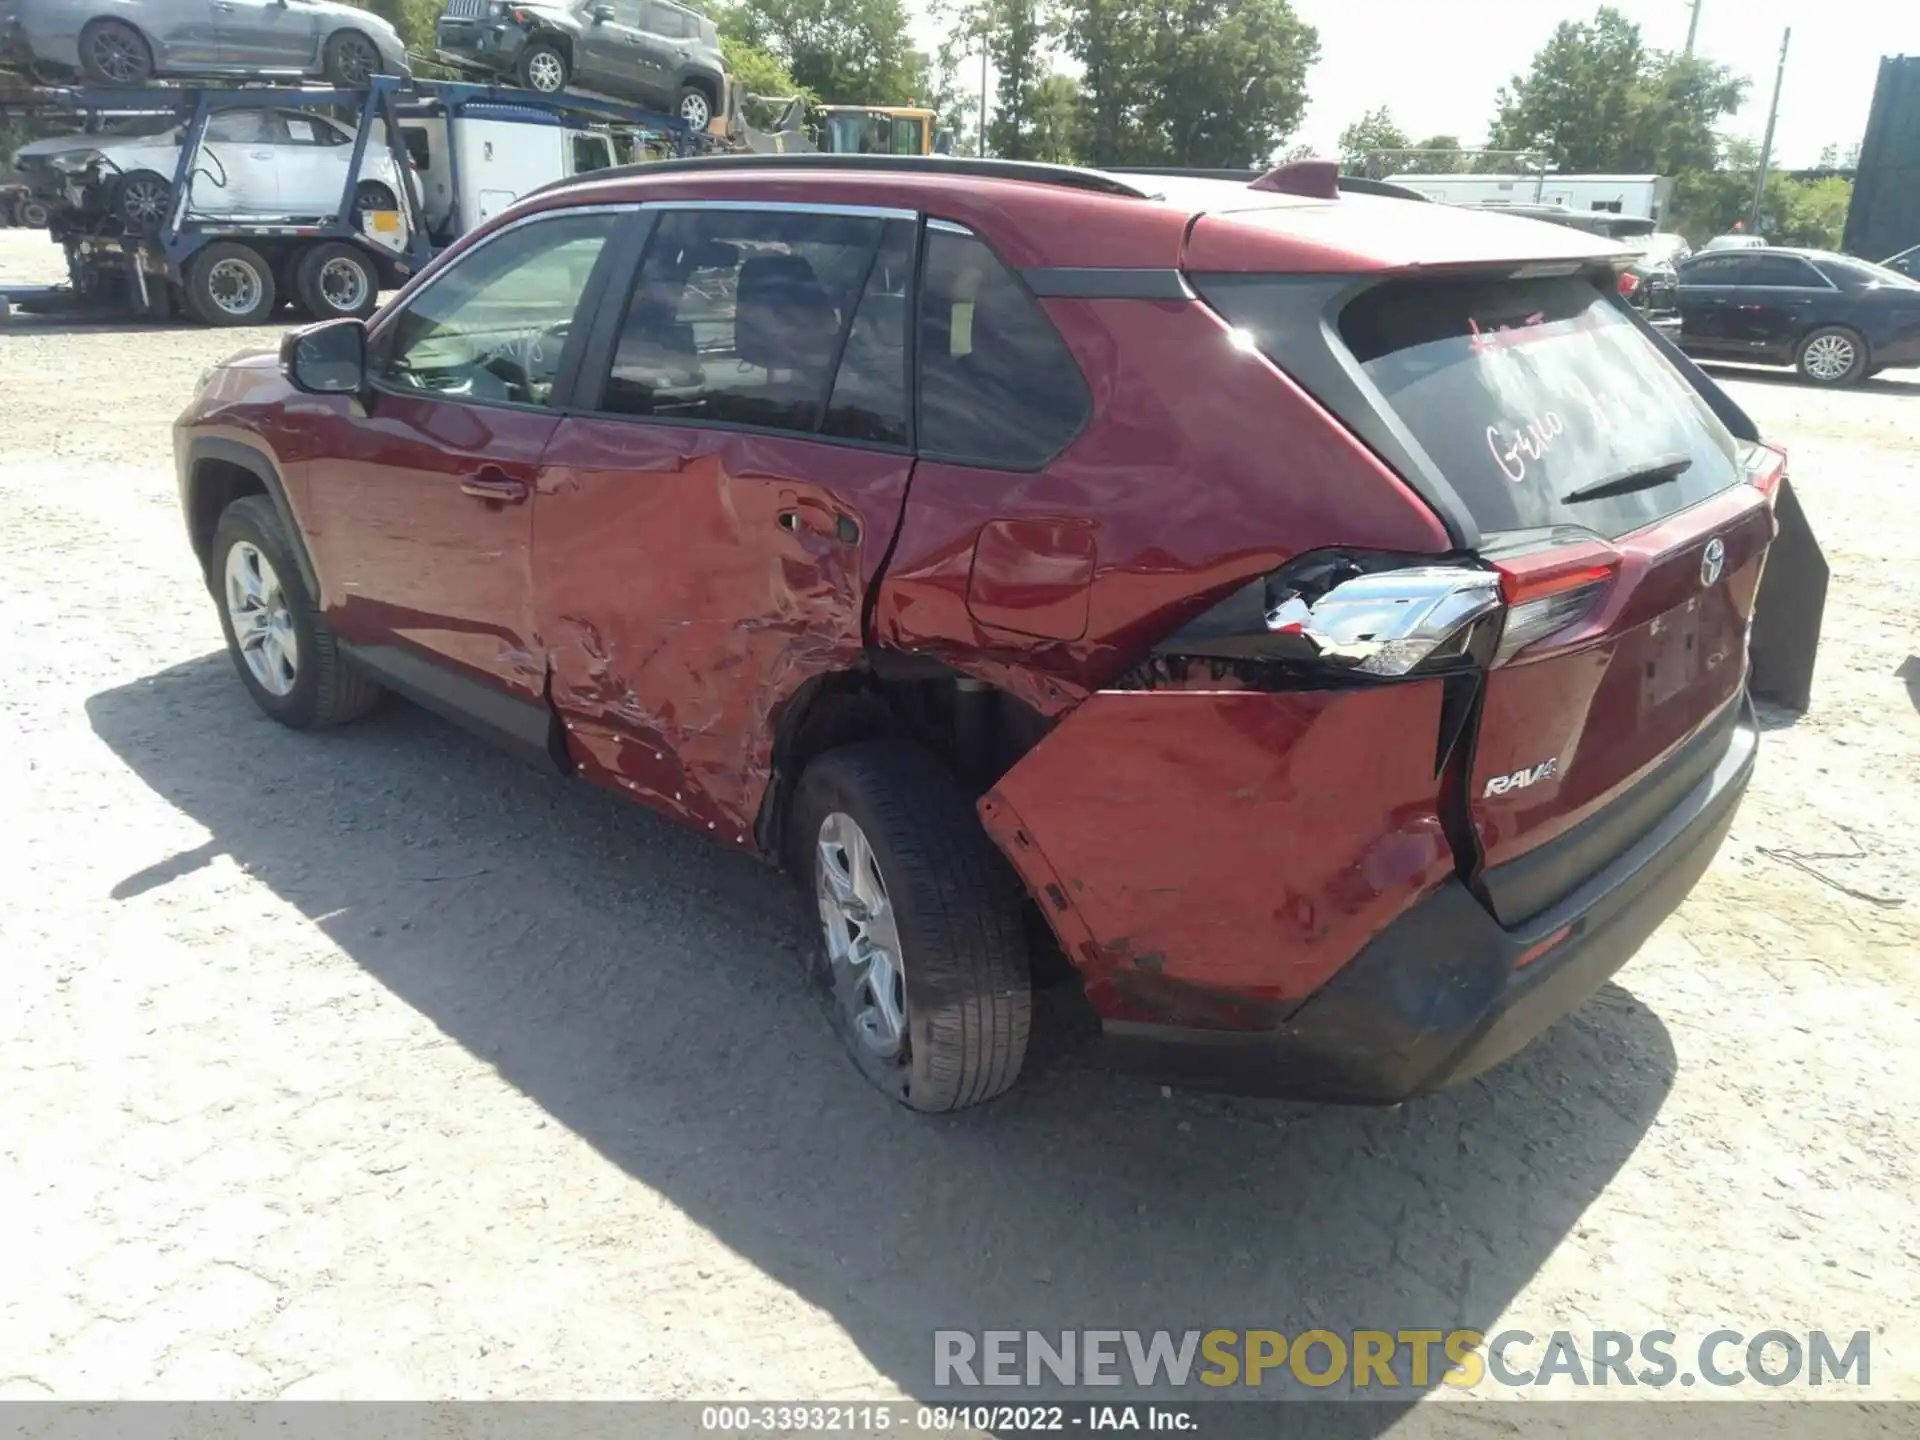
1336,273,1741,540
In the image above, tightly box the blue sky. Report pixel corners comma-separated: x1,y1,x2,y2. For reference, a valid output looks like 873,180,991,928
910,1,1918,168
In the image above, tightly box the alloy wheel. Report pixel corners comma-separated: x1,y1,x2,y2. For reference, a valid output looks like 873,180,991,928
1803,333,1857,382
335,36,377,85
120,179,167,228
527,52,565,92
224,541,299,697
679,91,711,129
89,27,147,83
205,258,263,318
815,811,907,1059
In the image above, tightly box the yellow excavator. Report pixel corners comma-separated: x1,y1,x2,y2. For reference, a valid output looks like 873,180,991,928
735,100,950,156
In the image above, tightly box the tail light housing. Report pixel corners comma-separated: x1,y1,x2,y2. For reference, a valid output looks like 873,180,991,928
1152,544,1621,682
1739,439,1788,497
1616,269,1642,298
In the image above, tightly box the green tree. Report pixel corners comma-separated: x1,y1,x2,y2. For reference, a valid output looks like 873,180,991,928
1026,72,1086,163
721,35,810,102
716,0,924,105
1061,0,1319,168
1336,106,1409,177
1400,134,1465,174
1488,6,1745,174
984,0,1048,160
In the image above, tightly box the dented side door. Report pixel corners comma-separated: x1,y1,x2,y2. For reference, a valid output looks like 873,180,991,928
530,204,917,844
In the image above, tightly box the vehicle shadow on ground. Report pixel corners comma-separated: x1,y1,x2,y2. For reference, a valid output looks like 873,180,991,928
1696,361,1920,396
88,656,1679,1420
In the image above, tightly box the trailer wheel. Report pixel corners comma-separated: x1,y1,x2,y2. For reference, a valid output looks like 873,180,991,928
185,242,277,327
517,41,569,93
295,243,379,321
79,20,154,85
18,198,50,229
111,171,172,236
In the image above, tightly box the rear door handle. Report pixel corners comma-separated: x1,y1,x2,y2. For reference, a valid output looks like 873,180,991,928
461,471,529,505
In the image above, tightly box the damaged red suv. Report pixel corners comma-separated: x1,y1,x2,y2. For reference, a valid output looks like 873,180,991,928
175,155,1778,1112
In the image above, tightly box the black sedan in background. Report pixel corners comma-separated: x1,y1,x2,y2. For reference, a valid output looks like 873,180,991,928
1673,247,1920,386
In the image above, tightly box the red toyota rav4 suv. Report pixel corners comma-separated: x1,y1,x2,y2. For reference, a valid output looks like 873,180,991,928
174,156,1778,1112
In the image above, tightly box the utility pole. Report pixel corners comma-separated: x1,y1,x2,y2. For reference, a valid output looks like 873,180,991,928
1749,26,1791,233
1684,0,1703,56
978,32,989,158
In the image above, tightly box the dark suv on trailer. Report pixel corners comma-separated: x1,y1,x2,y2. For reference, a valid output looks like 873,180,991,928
174,155,1777,1112
434,0,729,132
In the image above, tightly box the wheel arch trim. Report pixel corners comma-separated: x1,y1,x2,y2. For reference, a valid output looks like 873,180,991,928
184,436,321,603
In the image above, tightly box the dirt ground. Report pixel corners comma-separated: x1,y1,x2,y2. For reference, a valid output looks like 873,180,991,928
2,227,1917,1410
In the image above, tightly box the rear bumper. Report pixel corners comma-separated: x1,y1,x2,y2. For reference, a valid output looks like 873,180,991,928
1096,694,1757,1104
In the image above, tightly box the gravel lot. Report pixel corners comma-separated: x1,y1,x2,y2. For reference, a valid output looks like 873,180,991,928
2,228,1917,1410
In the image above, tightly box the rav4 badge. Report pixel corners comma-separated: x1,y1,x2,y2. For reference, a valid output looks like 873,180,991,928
1483,759,1560,798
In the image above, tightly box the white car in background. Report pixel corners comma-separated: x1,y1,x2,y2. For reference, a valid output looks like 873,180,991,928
40,106,406,233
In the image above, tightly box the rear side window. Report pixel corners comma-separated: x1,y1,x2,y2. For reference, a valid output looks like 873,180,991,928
598,208,885,435
916,228,1089,469
1739,255,1826,288
1335,274,1740,540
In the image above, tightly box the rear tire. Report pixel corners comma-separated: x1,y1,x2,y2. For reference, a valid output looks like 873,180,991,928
517,41,569,94
210,496,382,730
294,242,379,320
790,741,1032,1112
322,29,383,86
1795,325,1867,387
18,197,51,229
676,83,713,131
78,19,153,85
184,241,276,326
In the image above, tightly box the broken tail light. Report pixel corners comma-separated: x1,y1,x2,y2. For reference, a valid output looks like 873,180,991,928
1739,439,1788,498
1154,544,1621,681
1617,270,1642,299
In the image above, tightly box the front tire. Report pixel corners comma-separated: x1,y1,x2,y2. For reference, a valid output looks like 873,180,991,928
1796,325,1867,387
79,20,153,84
322,30,383,87
184,241,276,326
210,496,381,730
517,41,569,94
111,170,171,236
791,742,1032,1112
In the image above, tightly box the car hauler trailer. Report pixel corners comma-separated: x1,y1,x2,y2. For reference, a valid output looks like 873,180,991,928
0,74,697,324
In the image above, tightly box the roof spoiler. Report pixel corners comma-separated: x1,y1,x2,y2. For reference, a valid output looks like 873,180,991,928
1105,165,1432,203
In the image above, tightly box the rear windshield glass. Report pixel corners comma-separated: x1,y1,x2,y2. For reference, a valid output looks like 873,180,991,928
1337,274,1740,540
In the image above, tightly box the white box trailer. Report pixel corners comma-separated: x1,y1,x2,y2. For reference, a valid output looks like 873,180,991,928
1384,173,1674,222
400,103,617,241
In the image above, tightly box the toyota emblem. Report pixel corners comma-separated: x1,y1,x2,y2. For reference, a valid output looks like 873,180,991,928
1701,537,1726,588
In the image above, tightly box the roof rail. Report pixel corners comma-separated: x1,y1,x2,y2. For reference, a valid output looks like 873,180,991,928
1105,166,1432,203
532,152,1156,199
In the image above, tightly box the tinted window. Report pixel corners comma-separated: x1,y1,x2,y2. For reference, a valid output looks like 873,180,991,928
646,2,697,38
374,212,614,407
1677,255,1743,284
1335,274,1740,541
824,221,913,444
1738,255,1826,288
599,208,882,433
917,228,1089,469
1812,254,1920,291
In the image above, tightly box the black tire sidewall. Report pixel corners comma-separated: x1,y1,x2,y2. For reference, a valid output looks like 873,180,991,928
324,31,380,85
791,743,1031,1111
296,242,379,320
187,242,275,326
81,21,152,84
1797,326,1867,386
518,43,568,92
210,499,328,728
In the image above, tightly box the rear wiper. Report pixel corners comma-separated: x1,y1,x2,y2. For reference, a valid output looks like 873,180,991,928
1562,454,1692,505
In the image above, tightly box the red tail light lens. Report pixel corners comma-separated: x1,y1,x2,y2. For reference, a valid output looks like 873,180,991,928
1616,269,1642,298
1739,439,1788,497
1490,544,1620,666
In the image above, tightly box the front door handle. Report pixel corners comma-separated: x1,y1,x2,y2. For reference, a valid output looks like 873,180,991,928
778,505,858,544
461,471,529,505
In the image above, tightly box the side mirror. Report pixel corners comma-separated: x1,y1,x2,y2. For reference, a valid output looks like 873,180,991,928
591,4,614,20
281,317,367,396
